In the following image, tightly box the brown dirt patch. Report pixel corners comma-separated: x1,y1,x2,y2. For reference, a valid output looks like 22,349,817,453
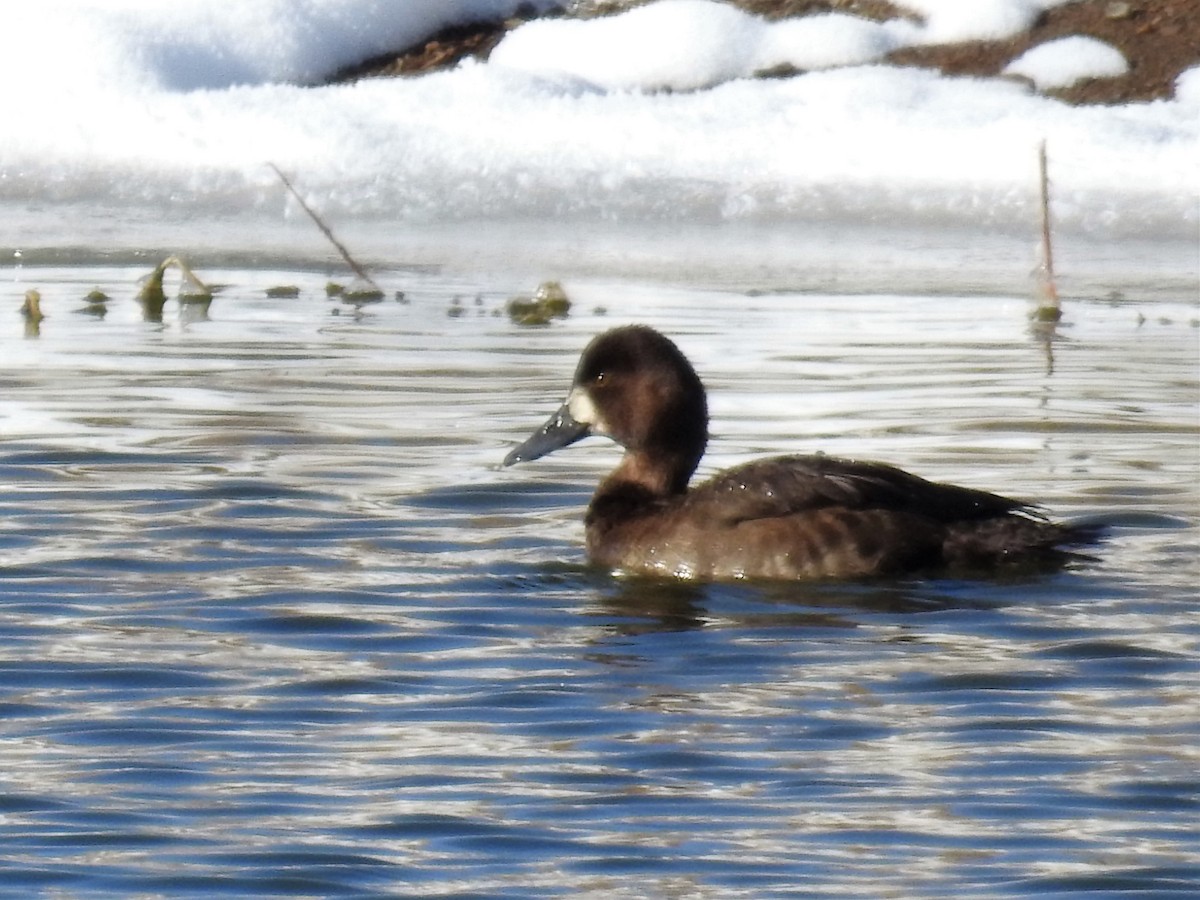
716,0,912,20
887,0,1200,104
331,19,518,82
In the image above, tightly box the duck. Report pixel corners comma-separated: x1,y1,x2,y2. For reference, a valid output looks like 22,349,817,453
503,324,1094,581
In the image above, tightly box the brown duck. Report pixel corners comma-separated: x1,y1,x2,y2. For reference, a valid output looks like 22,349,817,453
504,325,1093,581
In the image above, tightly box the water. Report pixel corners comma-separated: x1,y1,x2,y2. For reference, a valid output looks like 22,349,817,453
1,263,1197,898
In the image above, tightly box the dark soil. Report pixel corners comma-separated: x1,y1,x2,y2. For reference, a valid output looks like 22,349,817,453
887,0,1200,104
332,19,519,81
331,0,1200,105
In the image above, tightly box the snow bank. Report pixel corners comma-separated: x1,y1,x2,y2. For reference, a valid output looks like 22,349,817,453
1003,36,1130,90
491,1,908,89
1175,66,1200,106
1,0,562,94
894,0,1043,44
492,0,763,91
491,0,1091,87
755,14,903,72
0,0,1195,269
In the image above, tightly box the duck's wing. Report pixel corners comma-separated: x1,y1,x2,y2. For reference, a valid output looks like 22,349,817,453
690,454,1038,526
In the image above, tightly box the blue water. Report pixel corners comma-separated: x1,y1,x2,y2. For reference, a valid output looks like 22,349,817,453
1,264,1197,897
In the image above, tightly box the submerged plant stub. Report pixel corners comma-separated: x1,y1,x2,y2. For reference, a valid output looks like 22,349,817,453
1031,302,1062,323
266,284,302,298
138,263,168,314
534,280,570,315
505,295,551,326
506,280,572,326
77,288,109,318
340,278,385,304
21,288,44,322
137,255,213,320
21,288,44,338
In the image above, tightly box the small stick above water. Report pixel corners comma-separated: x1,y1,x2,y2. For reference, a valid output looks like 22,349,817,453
1034,140,1061,320
268,162,379,290
1038,142,1054,284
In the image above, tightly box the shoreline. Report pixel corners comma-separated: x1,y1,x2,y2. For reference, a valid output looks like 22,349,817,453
332,0,1200,106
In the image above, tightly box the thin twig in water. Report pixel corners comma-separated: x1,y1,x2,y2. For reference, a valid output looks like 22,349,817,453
1035,140,1060,318
269,163,379,289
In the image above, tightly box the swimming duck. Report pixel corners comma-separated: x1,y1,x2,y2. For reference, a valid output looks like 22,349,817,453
504,325,1090,581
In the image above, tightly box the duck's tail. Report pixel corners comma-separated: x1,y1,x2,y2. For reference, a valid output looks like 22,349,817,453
942,514,1105,571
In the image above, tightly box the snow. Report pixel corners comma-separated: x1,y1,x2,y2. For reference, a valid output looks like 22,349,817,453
1,0,562,92
491,1,912,88
893,0,1045,44
491,1,767,91
754,14,903,72
488,0,1094,87
0,0,1195,286
1003,36,1130,90
1176,66,1200,106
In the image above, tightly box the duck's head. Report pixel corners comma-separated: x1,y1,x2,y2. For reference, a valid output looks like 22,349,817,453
504,325,709,494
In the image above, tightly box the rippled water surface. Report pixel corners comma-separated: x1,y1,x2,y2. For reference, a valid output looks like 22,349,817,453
2,264,1198,897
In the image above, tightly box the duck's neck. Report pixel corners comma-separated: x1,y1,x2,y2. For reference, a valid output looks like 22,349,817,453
588,446,697,519
617,450,692,495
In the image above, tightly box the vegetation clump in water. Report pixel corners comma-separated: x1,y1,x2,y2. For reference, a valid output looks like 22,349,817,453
20,288,44,323
137,256,213,321
506,280,572,326
21,288,44,337
340,278,385,304
78,288,109,318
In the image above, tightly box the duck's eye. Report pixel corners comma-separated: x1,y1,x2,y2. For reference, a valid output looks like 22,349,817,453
592,372,606,386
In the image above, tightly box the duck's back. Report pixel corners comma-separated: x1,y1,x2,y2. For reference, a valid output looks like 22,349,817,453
585,454,1078,581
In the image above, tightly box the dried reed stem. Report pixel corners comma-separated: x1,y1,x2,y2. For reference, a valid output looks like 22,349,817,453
1034,140,1061,319
269,163,379,289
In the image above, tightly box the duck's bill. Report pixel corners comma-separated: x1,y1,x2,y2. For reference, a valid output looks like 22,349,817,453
503,403,590,466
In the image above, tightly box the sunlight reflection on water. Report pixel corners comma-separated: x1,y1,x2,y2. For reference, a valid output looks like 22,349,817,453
0,265,1197,897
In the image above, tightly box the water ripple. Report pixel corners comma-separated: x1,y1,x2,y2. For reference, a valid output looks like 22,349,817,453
0,269,1196,896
